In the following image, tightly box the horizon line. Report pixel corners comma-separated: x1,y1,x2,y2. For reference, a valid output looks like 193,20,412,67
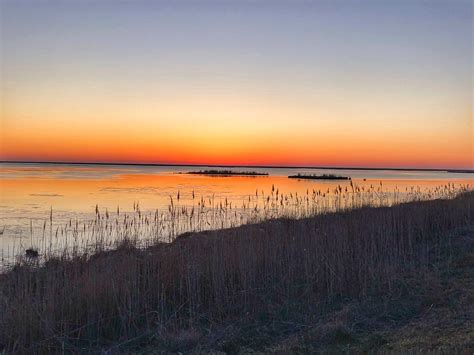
1,160,473,173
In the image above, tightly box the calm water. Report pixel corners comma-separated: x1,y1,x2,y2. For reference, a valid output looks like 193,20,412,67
1,163,472,263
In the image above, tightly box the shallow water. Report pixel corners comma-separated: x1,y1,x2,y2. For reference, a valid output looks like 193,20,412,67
0,163,472,265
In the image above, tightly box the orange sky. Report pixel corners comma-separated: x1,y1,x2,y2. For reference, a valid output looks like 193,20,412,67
2,122,471,169
2,89,472,168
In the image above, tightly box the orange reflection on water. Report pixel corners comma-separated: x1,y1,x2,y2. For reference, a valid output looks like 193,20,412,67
1,167,472,215
1,164,472,264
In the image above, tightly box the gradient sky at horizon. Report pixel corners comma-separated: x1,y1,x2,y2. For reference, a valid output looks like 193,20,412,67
1,0,472,169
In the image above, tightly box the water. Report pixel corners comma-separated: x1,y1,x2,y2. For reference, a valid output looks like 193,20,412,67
1,163,472,266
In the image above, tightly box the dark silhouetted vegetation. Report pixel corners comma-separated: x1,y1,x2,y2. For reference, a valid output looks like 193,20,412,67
0,191,472,353
288,173,351,180
187,169,268,176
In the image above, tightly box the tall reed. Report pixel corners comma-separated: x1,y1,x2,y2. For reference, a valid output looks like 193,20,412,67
0,189,472,352
1,182,469,270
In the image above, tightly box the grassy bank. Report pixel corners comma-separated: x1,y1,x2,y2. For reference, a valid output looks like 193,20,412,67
0,192,472,353
265,225,474,352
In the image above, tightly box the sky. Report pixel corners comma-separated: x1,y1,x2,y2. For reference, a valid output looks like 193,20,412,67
1,0,472,169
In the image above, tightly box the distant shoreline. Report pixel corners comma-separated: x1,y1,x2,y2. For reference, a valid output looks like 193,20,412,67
1,160,472,173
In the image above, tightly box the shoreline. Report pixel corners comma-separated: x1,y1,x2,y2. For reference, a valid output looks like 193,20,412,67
1,192,473,352
1,160,472,173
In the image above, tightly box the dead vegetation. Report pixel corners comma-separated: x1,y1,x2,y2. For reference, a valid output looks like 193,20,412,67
0,191,472,353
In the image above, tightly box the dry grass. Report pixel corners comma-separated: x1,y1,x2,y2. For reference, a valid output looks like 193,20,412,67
0,190,472,353
2,182,468,268
267,226,474,353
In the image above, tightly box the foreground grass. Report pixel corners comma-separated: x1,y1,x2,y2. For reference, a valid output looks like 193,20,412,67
266,226,474,353
0,192,472,353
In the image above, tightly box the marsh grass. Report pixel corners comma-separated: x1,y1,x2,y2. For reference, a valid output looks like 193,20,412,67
1,182,470,270
187,169,269,176
0,183,472,352
288,173,351,180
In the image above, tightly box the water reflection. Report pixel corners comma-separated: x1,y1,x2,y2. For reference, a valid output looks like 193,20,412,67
1,163,472,267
